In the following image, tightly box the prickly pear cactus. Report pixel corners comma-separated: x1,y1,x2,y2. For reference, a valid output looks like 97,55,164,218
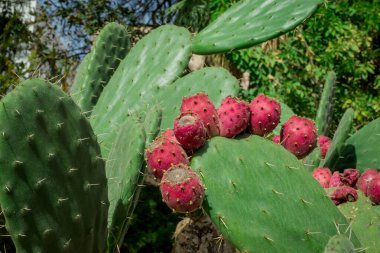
71,22,130,113
106,117,146,252
338,192,380,253
0,79,108,253
320,108,354,170
191,135,359,253
335,117,380,173
192,0,322,54
91,25,192,157
316,71,336,136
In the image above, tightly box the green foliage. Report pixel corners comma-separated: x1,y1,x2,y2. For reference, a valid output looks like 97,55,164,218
220,0,380,129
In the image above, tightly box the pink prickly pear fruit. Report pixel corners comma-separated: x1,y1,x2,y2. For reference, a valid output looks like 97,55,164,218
330,186,358,205
329,171,344,188
162,129,179,144
320,140,331,159
318,135,330,147
280,115,317,159
145,136,189,179
173,112,207,150
357,169,379,196
272,135,280,144
180,92,219,137
249,94,281,136
367,175,380,204
218,96,250,138
160,164,205,213
312,168,332,188
341,169,359,187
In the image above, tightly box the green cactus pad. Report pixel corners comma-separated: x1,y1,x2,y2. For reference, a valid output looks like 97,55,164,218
71,22,130,113
304,147,321,172
191,135,358,252
338,192,380,253
0,79,108,253
155,67,239,130
323,234,355,253
316,71,336,136
143,104,163,146
320,108,354,171
192,0,322,54
273,102,295,135
106,117,146,252
91,25,192,158
335,117,380,173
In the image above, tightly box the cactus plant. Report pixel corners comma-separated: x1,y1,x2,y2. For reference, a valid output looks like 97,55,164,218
0,79,108,253
191,135,360,252
71,22,130,114
320,108,354,170
192,0,323,54
316,71,336,136
106,117,146,252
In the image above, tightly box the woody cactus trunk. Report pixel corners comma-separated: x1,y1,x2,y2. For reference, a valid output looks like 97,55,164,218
0,1,379,253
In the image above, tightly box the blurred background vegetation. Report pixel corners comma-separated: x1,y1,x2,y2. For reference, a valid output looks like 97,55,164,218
1,0,380,252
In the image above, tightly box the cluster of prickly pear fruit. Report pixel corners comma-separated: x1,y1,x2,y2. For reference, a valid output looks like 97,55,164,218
312,167,380,205
145,92,322,213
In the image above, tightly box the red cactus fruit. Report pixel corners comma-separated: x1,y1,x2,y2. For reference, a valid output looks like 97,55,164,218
217,96,250,138
341,169,359,187
357,169,379,196
162,129,179,144
320,140,331,159
318,135,330,147
312,168,332,188
272,135,280,144
280,115,317,159
174,112,207,150
249,94,281,136
330,186,358,205
145,136,189,179
160,164,204,213
368,175,380,204
329,171,344,188
180,92,219,137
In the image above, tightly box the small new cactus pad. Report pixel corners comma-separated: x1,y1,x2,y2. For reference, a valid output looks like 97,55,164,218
0,79,108,253
218,96,250,138
173,112,207,150
90,25,192,158
160,164,204,213
323,234,355,253
180,92,220,137
145,136,189,179
106,118,146,252
191,135,358,252
280,115,317,159
320,108,354,170
338,191,380,253
357,169,378,196
316,71,336,136
249,94,281,136
312,168,332,188
335,117,380,173
71,22,130,113
192,0,322,54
